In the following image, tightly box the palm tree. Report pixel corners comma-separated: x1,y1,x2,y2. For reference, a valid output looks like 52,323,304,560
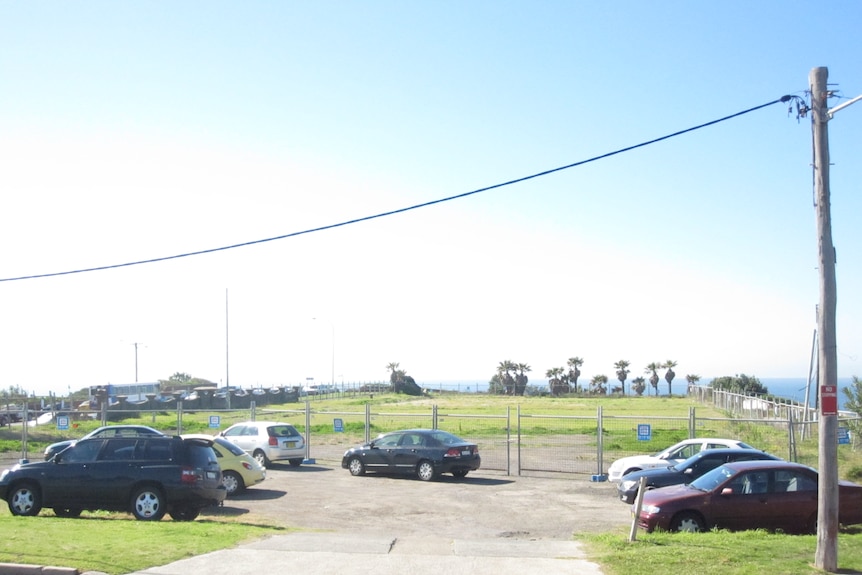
645,362,661,396
497,360,516,395
685,374,701,393
590,374,608,395
546,367,564,396
515,363,531,396
567,357,584,394
631,376,646,396
614,360,630,395
663,360,678,396
386,362,400,376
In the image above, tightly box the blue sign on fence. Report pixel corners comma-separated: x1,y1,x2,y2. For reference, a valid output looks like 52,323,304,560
209,415,220,429
333,418,344,432
838,427,851,445
637,424,652,441
56,416,70,431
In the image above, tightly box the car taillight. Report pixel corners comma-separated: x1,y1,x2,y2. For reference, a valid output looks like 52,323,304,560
181,466,200,484
444,448,461,458
242,461,252,470
269,437,278,447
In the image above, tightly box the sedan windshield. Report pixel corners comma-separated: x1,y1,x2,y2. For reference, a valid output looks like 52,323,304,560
689,464,737,491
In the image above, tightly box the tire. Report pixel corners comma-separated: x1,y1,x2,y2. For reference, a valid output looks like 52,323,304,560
53,507,82,518
7,483,42,516
169,506,201,521
222,471,245,497
670,511,705,533
289,459,303,467
131,485,166,521
452,469,469,478
347,457,365,476
253,450,269,468
416,460,437,482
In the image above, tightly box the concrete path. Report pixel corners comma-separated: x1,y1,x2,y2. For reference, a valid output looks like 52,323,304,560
124,532,603,575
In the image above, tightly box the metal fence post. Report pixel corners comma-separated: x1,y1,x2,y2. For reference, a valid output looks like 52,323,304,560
364,403,370,444
176,400,183,435
506,405,511,476
689,406,696,438
304,401,314,464
597,405,604,476
517,404,522,476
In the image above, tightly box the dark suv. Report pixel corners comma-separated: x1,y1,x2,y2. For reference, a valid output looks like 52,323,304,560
0,435,225,521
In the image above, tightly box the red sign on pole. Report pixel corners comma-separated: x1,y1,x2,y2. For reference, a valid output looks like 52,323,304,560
821,385,838,416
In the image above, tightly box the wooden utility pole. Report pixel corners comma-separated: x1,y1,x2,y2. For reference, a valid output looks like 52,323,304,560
811,66,839,573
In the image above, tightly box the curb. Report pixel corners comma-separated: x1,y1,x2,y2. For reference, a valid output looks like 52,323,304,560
0,564,83,575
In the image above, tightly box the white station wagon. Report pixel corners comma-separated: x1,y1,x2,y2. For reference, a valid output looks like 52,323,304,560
607,437,755,482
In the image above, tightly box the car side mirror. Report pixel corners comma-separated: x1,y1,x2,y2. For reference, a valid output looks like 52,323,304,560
721,487,733,496
684,468,693,475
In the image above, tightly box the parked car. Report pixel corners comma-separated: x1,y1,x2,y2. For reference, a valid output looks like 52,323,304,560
2,435,225,521
636,460,862,533
341,429,481,481
218,421,305,467
43,424,165,461
182,434,266,496
607,438,755,482
617,448,783,504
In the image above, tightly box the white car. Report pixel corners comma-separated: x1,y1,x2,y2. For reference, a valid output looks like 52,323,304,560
218,420,306,467
607,437,754,482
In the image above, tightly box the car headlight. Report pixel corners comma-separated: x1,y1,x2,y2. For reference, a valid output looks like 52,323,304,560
641,504,661,514
0,469,9,482
621,480,638,491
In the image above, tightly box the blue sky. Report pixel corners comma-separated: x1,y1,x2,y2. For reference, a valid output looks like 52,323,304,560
1,2,860,396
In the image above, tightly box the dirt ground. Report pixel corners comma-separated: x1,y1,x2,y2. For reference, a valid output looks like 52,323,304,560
207,456,634,540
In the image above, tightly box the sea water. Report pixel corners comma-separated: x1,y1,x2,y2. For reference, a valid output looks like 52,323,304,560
419,377,857,410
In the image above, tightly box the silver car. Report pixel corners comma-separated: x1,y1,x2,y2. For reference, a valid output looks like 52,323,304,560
218,421,305,467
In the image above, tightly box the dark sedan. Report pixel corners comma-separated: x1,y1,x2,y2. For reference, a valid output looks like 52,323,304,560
618,448,782,504
636,460,862,533
342,429,480,481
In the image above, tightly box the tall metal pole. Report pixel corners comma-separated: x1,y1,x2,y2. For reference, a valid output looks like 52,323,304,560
225,288,231,410
810,66,838,573
312,317,335,392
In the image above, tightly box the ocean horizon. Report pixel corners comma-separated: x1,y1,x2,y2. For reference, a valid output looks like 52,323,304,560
417,377,857,410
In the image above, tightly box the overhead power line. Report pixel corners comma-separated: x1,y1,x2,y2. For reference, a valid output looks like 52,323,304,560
0,96,791,283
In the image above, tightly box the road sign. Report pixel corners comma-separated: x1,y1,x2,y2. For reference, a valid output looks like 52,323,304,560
821,385,838,416
637,424,651,441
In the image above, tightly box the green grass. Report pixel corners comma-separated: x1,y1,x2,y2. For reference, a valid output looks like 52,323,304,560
0,511,284,574
581,527,862,575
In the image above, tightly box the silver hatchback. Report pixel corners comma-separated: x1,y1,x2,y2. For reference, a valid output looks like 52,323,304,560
218,421,305,467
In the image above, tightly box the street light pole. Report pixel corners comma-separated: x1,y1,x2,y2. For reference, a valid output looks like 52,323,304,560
132,342,144,383
312,318,335,392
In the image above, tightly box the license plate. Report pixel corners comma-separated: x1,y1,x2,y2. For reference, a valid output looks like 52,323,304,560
461,450,471,456
284,441,296,448
206,471,217,479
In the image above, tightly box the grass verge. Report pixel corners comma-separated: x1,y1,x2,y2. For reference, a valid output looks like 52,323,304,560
580,527,862,575
0,511,285,574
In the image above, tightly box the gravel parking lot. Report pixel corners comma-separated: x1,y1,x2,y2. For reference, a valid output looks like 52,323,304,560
207,457,633,540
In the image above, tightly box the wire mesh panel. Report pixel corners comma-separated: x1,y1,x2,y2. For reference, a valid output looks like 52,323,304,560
517,414,598,474
436,413,510,472
600,415,691,476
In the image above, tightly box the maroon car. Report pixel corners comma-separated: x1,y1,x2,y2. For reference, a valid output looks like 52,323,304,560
636,460,862,533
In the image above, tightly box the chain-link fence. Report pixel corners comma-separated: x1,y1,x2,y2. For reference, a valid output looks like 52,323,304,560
9,395,860,476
